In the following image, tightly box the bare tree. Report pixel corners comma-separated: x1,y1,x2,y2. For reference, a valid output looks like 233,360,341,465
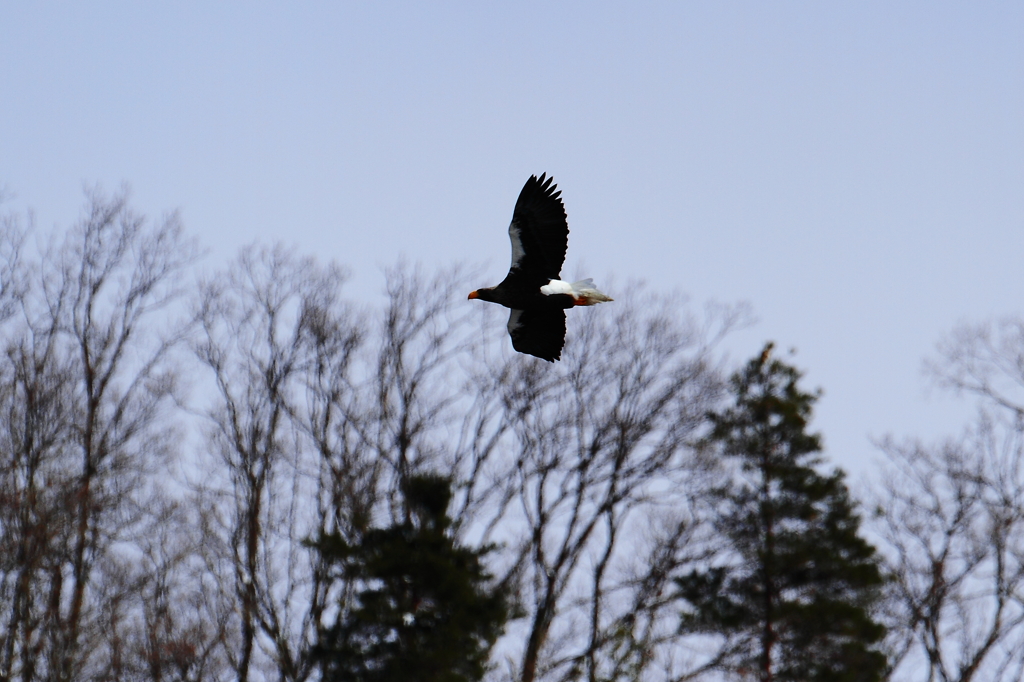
873,318,1024,682
927,317,1024,416
5,184,749,682
85,494,230,682
192,244,377,681
0,207,26,324
190,250,746,682
0,189,198,681
191,251,506,681
464,293,745,682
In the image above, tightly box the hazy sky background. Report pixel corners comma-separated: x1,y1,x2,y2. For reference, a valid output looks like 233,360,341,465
3,3,1022,477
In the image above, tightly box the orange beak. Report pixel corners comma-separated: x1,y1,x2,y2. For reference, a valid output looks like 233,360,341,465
467,290,479,300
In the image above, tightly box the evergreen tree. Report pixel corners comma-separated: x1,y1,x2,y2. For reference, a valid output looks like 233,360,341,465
312,474,510,682
677,344,887,682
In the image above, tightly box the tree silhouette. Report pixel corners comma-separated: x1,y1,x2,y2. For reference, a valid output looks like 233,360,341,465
677,344,887,682
313,474,509,682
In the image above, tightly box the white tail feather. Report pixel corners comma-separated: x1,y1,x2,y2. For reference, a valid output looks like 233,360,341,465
570,279,613,305
540,278,613,305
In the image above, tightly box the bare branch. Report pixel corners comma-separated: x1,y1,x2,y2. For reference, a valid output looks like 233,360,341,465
873,417,1024,682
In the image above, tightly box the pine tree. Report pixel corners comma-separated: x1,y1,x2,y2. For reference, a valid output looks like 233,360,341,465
677,344,887,682
312,474,510,682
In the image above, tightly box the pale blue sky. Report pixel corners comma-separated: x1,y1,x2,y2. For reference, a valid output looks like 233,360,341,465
3,3,1023,475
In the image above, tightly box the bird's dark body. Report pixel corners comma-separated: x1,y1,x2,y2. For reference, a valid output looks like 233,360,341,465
470,173,602,362
471,286,573,313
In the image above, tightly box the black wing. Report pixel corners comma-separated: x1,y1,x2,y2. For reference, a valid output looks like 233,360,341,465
507,307,566,362
506,174,568,290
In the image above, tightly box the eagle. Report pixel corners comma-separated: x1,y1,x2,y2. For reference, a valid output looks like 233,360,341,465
468,174,612,361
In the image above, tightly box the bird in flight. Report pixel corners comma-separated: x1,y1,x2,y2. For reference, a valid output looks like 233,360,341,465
468,174,612,362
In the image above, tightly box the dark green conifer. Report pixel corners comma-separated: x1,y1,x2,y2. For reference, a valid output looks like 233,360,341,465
313,474,509,682
677,344,887,682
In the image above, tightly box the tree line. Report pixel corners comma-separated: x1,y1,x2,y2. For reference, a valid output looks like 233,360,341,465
1,190,1023,682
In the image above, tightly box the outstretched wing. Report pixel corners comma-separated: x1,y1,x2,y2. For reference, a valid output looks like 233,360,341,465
507,307,566,362
506,174,568,290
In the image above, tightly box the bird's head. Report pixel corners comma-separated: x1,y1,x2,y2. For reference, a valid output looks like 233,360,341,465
468,288,495,302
